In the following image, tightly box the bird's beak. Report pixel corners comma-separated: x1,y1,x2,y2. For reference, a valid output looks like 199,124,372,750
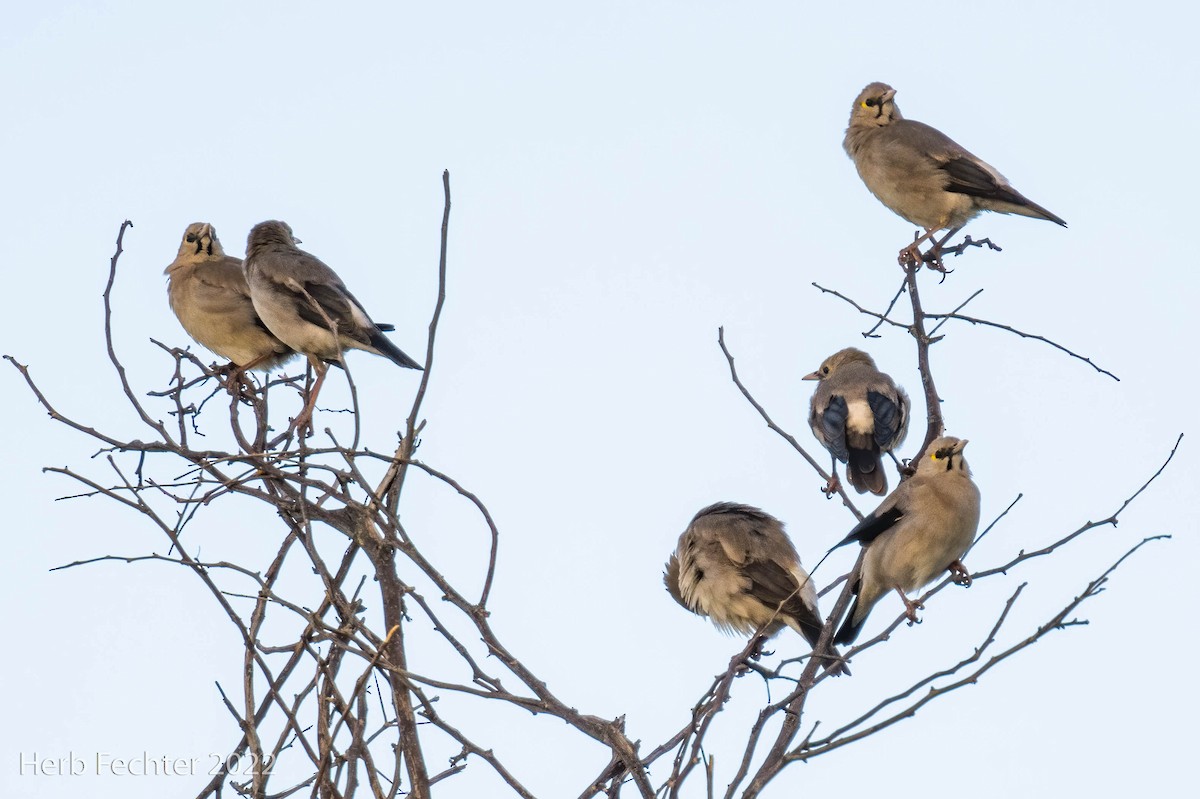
802,371,821,381
956,439,969,452
882,89,896,103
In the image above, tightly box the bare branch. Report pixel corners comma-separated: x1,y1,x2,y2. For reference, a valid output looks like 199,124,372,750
925,310,1119,381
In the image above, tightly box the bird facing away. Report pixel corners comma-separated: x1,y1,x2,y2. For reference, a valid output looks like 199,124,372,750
164,222,294,373
244,221,423,431
805,347,910,496
832,437,981,646
844,82,1066,259
665,502,847,674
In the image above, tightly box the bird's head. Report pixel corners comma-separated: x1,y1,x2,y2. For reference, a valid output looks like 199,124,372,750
802,347,876,381
920,436,971,475
177,222,223,259
246,220,299,253
848,82,900,128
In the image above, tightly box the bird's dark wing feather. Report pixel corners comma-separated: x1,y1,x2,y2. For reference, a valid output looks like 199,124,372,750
835,505,904,549
867,390,904,449
300,283,420,369
938,157,1029,207
819,395,850,462
834,593,867,646
292,282,373,346
940,157,1066,225
743,559,823,645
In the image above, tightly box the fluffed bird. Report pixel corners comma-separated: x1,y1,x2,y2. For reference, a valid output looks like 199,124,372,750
164,222,294,374
832,436,981,646
244,220,423,431
805,347,910,496
844,82,1066,263
665,502,847,674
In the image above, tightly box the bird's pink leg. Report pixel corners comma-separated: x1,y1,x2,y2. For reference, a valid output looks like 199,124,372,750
947,559,972,587
899,228,939,268
894,587,923,624
822,461,843,498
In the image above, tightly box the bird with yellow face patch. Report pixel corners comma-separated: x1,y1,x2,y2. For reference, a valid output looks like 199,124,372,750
831,436,981,646
844,82,1065,266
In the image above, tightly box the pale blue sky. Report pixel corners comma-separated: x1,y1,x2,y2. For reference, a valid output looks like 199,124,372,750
2,2,1195,797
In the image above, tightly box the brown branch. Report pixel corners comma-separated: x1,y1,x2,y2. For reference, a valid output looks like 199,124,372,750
902,263,945,457
793,535,1167,762
731,549,863,798
925,289,983,337
101,221,168,437
862,280,909,338
383,169,452,510
975,434,1181,579
924,310,1120,381
810,282,909,333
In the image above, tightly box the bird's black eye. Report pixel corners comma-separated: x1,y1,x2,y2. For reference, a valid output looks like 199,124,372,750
822,366,830,375
185,234,197,243
864,97,879,108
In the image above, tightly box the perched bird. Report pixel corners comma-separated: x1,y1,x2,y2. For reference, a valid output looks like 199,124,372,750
164,222,294,374
832,436,981,646
665,502,847,674
244,220,423,430
805,347,910,496
844,82,1066,261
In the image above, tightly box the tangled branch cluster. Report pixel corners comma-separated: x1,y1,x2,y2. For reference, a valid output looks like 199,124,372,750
7,171,1177,798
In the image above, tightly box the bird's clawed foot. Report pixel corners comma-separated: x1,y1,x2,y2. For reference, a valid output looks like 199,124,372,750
948,559,972,587
213,363,261,402
749,635,773,661
821,474,842,498
212,361,240,387
897,242,952,276
920,247,952,275
897,242,923,270
895,588,923,625
291,414,316,440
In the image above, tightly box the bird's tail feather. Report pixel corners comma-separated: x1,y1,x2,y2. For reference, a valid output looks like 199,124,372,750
834,598,867,646
847,449,886,495
370,331,424,370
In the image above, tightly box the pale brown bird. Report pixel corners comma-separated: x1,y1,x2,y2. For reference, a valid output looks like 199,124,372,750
164,222,294,373
244,220,422,431
665,502,847,674
805,348,910,496
844,82,1065,262
832,437,981,645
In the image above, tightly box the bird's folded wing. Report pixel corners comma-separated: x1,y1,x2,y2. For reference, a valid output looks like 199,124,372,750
282,280,378,348
836,503,904,549
816,395,851,461
742,559,823,642
937,156,1029,206
867,390,905,448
